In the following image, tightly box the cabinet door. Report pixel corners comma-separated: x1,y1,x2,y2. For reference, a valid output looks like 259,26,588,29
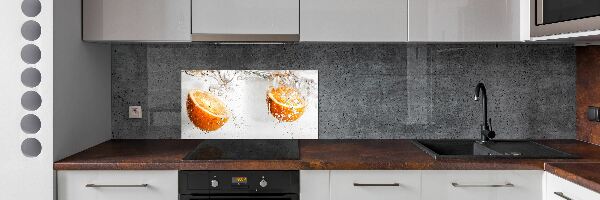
82,0,191,41
545,172,600,200
301,0,408,42
191,0,299,36
300,170,330,200
421,170,542,200
409,0,529,42
57,170,178,200
330,170,420,200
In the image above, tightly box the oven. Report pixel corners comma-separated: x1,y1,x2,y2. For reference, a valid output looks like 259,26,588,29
532,0,600,37
179,194,298,200
179,171,299,200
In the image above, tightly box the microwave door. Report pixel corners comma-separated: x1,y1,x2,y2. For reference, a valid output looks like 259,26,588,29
533,0,600,37
538,0,600,25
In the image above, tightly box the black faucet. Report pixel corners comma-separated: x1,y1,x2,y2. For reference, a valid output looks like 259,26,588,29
474,83,495,142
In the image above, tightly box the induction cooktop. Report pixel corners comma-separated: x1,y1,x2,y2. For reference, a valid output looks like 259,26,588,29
183,140,300,160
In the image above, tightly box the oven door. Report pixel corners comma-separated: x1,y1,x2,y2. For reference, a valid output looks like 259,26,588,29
180,194,299,200
532,0,600,37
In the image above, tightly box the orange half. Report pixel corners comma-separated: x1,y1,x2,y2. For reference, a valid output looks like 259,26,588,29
266,86,306,122
186,90,229,131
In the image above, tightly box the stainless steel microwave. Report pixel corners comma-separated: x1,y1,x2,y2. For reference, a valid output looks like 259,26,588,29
532,0,600,37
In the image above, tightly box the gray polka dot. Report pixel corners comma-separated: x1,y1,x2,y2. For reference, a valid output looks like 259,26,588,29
21,114,41,134
21,0,41,17
21,91,42,111
21,20,41,41
21,138,42,157
21,68,41,88
21,44,41,64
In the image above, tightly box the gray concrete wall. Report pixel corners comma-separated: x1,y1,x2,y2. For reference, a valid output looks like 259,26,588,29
111,43,576,139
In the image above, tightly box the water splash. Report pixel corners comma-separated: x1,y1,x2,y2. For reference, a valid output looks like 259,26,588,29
184,70,318,107
242,70,318,107
184,70,240,96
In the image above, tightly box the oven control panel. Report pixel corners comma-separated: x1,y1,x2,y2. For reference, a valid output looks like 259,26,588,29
231,176,249,188
179,171,299,194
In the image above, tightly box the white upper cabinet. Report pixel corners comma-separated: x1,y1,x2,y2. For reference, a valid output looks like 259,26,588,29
83,0,191,42
300,0,408,42
81,0,536,42
409,0,530,42
191,0,300,41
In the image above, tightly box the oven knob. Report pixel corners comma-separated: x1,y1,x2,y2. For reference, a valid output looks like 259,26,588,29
211,180,219,188
259,179,268,188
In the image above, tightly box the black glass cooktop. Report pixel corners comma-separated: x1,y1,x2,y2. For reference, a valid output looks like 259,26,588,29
183,140,300,160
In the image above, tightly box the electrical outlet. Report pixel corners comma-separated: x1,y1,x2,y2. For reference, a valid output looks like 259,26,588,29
129,106,142,119
588,106,600,122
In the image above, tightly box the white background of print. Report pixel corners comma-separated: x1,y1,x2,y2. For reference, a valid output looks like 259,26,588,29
181,70,318,139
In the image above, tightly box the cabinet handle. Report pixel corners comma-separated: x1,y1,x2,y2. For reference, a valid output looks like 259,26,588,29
451,182,514,188
553,192,573,200
85,184,149,188
353,183,400,187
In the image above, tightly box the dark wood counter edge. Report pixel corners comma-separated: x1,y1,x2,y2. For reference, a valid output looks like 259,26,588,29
54,139,600,171
53,161,549,170
54,161,307,170
545,162,600,194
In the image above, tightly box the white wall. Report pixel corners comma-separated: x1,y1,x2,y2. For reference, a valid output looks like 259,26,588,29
0,0,54,199
53,0,112,161
0,0,110,198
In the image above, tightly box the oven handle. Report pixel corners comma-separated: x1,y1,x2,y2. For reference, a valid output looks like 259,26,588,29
180,194,298,200
353,183,400,187
451,182,514,188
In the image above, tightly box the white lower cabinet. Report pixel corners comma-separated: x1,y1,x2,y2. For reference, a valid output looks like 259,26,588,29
57,170,178,200
301,170,331,200
56,170,600,200
421,170,543,200
301,170,545,200
545,172,600,200
330,170,421,200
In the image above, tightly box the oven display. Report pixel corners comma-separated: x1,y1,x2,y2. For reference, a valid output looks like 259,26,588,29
232,177,248,185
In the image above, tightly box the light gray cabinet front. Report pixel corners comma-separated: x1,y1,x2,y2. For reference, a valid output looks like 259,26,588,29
191,0,300,41
408,0,529,42
83,0,191,42
300,0,408,42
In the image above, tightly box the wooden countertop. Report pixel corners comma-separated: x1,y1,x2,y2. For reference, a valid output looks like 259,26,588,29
545,162,600,194
54,139,600,170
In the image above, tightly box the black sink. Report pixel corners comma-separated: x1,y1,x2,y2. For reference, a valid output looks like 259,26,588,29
412,140,577,160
